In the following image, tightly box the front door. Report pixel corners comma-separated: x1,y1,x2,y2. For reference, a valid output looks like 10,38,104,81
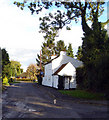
58,76,65,89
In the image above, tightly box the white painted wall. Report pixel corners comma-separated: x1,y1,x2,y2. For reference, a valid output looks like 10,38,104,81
42,63,53,87
58,62,76,76
56,62,77,89
52,51,83,74
42,51,82,89
64,76,77,89
52,75,58,88
44,63,52,76
70,73,76,88
42,76,52,87
64,77,70,89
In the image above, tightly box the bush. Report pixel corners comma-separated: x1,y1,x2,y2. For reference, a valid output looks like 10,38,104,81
9,78,14,83
76,54,109,93
76,67,85,89
3,76,10,86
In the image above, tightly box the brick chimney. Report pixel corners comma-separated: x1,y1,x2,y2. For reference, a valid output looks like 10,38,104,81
51,54,57,59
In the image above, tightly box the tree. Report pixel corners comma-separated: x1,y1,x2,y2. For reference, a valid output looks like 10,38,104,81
10,60,23,77
66,43,74,58
14,1,109,92
2,48,11,79
76,46,83,60
26,64,38,79
36,27,58,66
55,40,67,55
36,39,67,71
80,19,109,92
20,68,23,73
14,2,109,32
36,39,67,66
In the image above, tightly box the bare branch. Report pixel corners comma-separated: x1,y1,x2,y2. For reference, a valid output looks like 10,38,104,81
64,2,83,11
89,2,94,14
96,2,100,15
84,2,87,11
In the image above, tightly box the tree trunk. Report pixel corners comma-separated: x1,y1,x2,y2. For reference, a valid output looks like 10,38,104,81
81,11,92,34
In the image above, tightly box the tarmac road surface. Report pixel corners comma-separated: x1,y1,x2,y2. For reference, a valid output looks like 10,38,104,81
2,82,109,118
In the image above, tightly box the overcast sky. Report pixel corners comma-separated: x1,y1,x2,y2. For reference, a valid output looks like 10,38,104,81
0,0,108,72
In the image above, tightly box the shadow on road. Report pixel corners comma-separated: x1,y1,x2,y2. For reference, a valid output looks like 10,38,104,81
2,82,109,118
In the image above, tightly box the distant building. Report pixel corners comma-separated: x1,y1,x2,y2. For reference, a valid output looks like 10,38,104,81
42,51,83,89
17,72,27,78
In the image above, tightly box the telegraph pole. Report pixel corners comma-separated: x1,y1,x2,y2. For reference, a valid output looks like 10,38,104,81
38,50,43,85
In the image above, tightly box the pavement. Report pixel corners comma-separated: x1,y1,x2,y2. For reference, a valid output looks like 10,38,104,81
2,82,109,118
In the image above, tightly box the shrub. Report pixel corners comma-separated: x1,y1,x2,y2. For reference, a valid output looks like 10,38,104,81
3,76,10,86
76,67,85,89
9,78,14,83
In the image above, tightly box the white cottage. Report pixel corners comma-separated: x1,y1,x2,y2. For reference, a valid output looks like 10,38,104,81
42,51,83,89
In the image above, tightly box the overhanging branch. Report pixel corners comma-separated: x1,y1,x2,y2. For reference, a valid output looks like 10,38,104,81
101,19,109,28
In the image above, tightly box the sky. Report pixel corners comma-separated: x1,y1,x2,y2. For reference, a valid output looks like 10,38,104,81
0,0,108,72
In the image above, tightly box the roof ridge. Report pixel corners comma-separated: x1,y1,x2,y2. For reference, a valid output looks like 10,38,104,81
53,62,69,75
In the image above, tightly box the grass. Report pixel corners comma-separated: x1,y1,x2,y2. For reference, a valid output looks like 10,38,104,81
9,81,20,84
59,90,106,100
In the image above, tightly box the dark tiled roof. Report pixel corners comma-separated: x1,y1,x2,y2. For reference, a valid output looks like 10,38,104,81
53,63,68,75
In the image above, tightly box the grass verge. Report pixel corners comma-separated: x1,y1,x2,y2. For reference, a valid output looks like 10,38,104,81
9,81,20,84
59,90,106,100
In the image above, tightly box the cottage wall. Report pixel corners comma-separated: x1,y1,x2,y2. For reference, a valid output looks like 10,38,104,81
58,62,76,76
42,51,83,89
64,76,77,89
57,62,77,89
44,63,52,76
42,76,52,87
42,63,53,87
52,75,58,88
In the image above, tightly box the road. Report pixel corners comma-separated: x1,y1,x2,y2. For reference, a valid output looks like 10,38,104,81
2,82,109,118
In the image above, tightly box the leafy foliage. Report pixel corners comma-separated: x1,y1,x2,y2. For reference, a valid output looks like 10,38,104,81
2,48,11,79
77,19,109,92
14,1,108,31
14,1,109,92
66,43,74,58
36,39,67,68
26,64,39,79
76,46,83,60
10,60,23,77
3,76,10,86
55,40,67,55
1,48,24,87
36,27,58,67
